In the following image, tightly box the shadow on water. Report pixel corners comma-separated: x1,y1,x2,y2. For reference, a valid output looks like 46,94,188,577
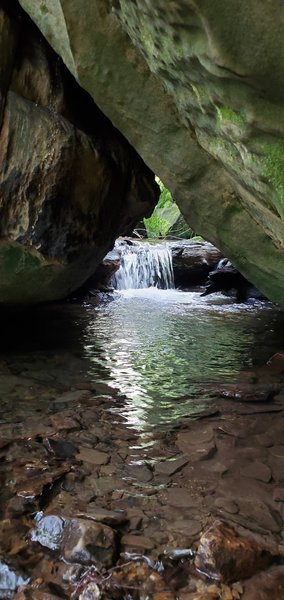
0,304,86,355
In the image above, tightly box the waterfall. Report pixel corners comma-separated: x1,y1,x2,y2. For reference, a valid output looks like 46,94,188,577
112,242,175,290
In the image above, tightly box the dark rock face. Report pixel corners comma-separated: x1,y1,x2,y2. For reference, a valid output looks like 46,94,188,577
201,259,266,302
0,3,158,304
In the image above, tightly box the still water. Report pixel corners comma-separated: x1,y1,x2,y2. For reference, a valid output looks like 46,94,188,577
1,289,283,432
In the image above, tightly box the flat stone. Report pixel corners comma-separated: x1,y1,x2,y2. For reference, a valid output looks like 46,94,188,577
120,534,155,550
49,413,79,431
155,456,189,476
273,487,284,502
189,444,216,462
84,476,122,497
177,428,214,451
241,461,271,483
206,462,228,476
214,498,239,515
75,506,126,526
76,447,110,465
54,390,92,403
162,488,201,509
254,433,274,447
168,519,202,536
269,445,284,458
235,499,281,534
124,464,153,483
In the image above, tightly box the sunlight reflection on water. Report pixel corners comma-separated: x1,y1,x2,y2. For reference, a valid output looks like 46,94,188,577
83,288,282,431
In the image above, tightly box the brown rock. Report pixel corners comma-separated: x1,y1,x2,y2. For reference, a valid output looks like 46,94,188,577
242,565,284,600
49,413,79,431
75,506,126,526
168,519,202,536
163,488,201,509
214,498,239,515
155,456,189,476
233,498,281,534
240,461,271,483
62,518,116,566
219,385,272,403
177,427,214,449
120,534,155,550
76,447,110,465
273,487,284,502
125,463,153,483
195,521,276,582
269,445,284,458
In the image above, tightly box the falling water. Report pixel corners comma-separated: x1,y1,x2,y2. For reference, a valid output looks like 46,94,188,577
112,242,174,290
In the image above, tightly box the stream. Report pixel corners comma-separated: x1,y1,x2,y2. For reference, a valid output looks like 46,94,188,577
0,269,284,598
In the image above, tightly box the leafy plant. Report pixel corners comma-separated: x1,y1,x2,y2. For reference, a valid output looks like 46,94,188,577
144,179,193,238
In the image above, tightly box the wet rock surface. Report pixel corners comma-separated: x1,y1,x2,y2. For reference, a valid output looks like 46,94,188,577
0,338,284,599
0,3,158,305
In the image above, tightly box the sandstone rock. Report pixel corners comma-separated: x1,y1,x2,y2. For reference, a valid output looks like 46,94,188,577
169,242,223,287
195,521,275,582
19,0,284,305
0,4,158,304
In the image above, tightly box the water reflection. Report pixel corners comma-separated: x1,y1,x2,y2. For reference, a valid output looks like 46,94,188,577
83,289,284,430
0,291,282,432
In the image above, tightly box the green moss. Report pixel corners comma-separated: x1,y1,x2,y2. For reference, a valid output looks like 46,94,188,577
191,84,209,114
260,139,284,218
216,105,247,128
40,4,49,15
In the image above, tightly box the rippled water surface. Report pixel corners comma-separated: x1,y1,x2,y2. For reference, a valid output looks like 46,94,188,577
1,289,282,432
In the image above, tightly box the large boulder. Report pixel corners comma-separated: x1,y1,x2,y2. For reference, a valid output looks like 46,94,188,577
0,2,158,304
18,0,284,305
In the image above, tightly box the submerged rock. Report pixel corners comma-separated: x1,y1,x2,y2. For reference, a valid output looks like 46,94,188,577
0,562,29,599
61,518,116,567
195,521,276,583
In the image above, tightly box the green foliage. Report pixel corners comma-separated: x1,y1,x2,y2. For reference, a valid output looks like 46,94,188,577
144,180,193,238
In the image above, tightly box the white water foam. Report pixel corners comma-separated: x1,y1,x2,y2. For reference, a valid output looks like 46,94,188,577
112,243,174,290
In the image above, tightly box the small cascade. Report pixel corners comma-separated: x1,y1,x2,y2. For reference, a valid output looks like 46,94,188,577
112,242,175,290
